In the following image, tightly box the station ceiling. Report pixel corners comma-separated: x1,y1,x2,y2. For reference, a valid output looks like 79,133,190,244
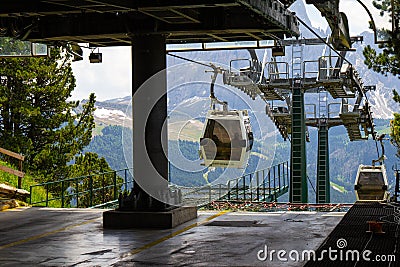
0,0,299,46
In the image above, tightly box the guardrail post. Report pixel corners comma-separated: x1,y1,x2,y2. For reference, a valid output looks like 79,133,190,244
124,169,128,191
263,170,266,200
278,163,281,192
18,160,23,189
218,184,222,199
46,183,49,207
256,172,260,201
76,181,79,208
30,186,32,204
273,166,277,201
113,171,117,200
250,174,253,200
268,169,271,198
283,162,286,187
102,173,105,204
61,181,65,208
236,178,239,201
243,175,246,200
287,161,289,186
227,181,231,200
89,175,93,207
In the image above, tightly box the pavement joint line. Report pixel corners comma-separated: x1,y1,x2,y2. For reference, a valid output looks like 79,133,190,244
0,217,101,250
120,210,229,259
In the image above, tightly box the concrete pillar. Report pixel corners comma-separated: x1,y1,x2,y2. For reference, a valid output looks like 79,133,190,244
131,34,169,210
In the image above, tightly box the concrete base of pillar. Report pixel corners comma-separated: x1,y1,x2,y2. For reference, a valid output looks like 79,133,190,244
103,206,198,229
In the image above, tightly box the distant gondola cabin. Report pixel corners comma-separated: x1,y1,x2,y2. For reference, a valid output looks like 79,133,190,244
200,109,253,168
354,165,389,202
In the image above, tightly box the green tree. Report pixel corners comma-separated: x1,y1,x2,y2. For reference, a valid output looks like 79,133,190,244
362,0,400,156
363,0,399,76
0,44,96,180
391,91,400,156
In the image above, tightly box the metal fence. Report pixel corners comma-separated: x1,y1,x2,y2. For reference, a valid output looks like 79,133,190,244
30,168,133,208
225,161,289,202
175,161,290,207
30,161,289,208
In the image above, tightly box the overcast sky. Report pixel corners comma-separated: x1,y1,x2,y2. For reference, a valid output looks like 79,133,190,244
70,0,388,101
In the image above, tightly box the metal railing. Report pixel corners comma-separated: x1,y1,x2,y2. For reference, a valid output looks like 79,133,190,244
175,161,290,207
224,161,289,202
266,62,289,82
30,161,289,208
30,168,133,208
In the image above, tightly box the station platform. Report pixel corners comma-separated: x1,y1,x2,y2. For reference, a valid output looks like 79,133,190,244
305,202,400,266
0,207,344,266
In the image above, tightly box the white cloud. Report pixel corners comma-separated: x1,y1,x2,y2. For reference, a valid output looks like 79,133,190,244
71,46,131,101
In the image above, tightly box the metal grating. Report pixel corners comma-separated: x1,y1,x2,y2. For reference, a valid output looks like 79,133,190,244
304,202,400,266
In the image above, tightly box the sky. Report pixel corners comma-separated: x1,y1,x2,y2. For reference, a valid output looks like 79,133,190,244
70,0,389,101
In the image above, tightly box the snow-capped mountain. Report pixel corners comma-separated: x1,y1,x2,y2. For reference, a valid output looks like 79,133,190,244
347,32,399,119
92,96,131,126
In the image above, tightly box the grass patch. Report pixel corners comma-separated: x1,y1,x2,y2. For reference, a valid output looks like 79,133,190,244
330,181,347,193
0,160,61,207
92,124,106,136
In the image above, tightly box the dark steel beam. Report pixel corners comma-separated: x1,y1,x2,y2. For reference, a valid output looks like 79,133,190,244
23,11,288,40
0,0,299,46
0,0,238,16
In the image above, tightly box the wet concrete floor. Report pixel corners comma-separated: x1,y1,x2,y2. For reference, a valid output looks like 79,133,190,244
0,207,344,266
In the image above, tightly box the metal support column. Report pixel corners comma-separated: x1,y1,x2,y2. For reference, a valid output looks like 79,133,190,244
317,120,330,203
289,80,308,203
131,34,169,211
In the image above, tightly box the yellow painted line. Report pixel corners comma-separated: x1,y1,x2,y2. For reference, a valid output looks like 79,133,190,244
121,210,229,259
0,217,101,250
3,206,31,212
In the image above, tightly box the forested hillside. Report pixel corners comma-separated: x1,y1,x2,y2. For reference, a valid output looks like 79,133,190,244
86,119,398,203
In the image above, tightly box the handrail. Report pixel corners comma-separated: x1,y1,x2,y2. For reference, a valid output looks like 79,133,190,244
30,161,290,208
0,147,25,188
31,168,133,187
226,161,288,186
0,147,24,161
265,62,289,81
30,168,133,208
176,161,290,205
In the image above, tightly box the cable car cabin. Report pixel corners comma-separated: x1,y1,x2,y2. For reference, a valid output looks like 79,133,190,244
200,109,253,168
354,165,390,202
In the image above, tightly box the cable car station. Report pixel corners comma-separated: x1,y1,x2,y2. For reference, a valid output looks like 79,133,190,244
1,0,400,266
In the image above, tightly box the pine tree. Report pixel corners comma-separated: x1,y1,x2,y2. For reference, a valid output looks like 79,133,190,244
391,91,400,156
362,0,400,156
363,0,399,75
0,44,96,180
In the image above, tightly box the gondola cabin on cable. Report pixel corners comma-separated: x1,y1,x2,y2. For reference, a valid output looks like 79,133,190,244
354,164,389,201
199,109,253,168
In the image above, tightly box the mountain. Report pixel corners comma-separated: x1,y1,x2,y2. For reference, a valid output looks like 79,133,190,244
89,96,131,127
347,32,399,119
